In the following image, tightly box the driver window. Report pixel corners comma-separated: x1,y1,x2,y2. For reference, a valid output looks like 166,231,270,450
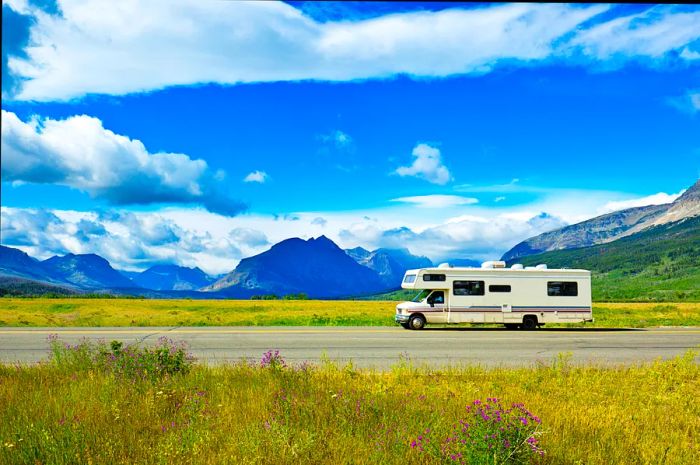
428,291,445,305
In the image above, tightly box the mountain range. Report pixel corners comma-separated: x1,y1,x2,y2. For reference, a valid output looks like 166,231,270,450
2,179,697,299
0,237,435,298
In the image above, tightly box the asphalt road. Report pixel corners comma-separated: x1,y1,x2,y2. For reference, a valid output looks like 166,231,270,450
0,326,698,368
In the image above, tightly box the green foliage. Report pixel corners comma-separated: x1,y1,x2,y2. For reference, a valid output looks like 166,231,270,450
516,217,700,301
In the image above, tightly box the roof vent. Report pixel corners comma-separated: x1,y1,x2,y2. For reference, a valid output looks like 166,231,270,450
535,264,548,270
481,260,506,269
437,262,452,269
511,264,524,270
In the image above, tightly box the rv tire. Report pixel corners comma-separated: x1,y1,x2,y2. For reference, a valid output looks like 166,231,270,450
409,314,426,330
521,315,538,330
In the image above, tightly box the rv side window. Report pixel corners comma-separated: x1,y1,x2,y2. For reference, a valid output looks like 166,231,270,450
423,274,446,282
547,281,578,296
403,274,416,284
489,285,511,293
453,281,485,296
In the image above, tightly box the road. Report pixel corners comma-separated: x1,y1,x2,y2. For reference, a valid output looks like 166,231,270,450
0,327,698,368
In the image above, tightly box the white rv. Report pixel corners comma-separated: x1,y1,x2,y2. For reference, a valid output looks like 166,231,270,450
395,261,592,330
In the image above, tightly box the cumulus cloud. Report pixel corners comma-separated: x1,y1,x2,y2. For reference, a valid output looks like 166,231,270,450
243,170,268,184
395,144,451,185
391,195,478,208
14,2,699,101
0,207,259,274
1,110,245,215
599,190,683,213
338,211,568,261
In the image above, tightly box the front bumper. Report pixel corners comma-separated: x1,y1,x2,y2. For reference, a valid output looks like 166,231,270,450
395,313,410,323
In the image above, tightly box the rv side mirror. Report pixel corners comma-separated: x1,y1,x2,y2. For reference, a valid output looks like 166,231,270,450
428,298,434,307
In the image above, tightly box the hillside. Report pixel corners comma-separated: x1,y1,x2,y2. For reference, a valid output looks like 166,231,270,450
513,216,700,301
502,179,699,261
0,276,78,297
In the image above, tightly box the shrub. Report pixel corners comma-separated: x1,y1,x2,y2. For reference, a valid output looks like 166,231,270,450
47,334,194,381
260,349,287,370
410,398,543,464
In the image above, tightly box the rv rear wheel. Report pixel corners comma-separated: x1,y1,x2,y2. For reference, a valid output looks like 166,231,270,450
521,315,538,330
409,314,426,330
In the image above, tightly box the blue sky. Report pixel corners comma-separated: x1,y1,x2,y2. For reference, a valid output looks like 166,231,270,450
1,1,699,274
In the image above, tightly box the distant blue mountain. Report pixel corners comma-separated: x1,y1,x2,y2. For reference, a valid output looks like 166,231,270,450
444,258,482,267
0,245,59,283
347,247,432,287
205,236,391,298
43,253,135,289
132,264,213,291
0,246,138,290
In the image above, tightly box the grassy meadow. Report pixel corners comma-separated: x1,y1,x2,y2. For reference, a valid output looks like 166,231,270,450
1,339,698,465
0,298,699,327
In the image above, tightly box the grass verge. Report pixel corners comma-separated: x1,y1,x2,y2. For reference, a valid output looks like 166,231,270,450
0,338,698,464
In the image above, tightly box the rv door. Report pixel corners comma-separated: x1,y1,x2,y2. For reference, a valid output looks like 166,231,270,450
426,290,446,320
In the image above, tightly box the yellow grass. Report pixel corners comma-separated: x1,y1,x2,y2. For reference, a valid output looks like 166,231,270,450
1,298,699,327
1,351,698,464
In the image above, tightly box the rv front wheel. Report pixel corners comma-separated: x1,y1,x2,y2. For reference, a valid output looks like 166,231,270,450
521,315,538,330
409,314,426,330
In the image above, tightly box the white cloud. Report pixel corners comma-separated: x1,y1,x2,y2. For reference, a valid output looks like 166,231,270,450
0,110,244,215
495,196,506,202
0,207,255,275
311,217,328,227
1,182,691,273
395,143,451,185
228,227,269,247
2,2,626,101
599,190,683,213
568,7,700,61
243,170,268,183
319,130,353,150
669,90,700,114
392,195,478,208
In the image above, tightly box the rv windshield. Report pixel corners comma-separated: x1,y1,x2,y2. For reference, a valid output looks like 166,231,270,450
411,290,431,302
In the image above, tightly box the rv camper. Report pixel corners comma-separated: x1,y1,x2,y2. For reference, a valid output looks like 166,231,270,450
395,261,592,330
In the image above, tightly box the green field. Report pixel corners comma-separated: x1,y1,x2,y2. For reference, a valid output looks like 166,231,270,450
1,298,700,327
1,339,698,465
